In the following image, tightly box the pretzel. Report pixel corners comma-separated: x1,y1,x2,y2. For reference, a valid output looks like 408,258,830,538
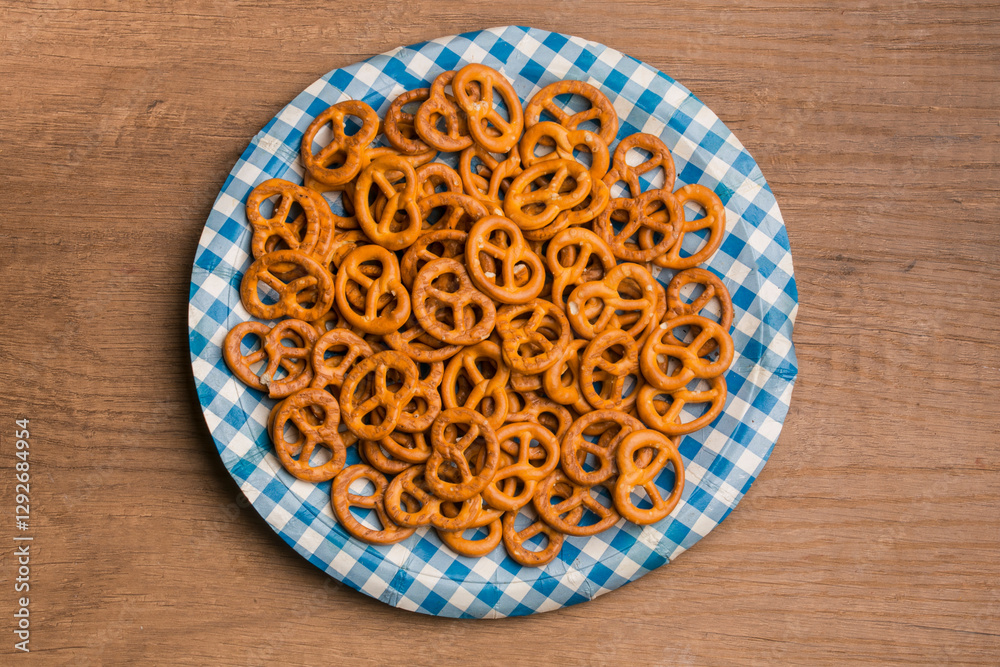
384,465,481,530
509,370,542,392
518,121,610,181
359,438,417,476
424,408,500,502
224,320,317,397
560,409,645,486
580,328,641,410
416,162,464,198
413,71,475,152
602,132,676,198
338,351,419,440
374,430,433,465
333,245,410,336
540,339,592,415
400,230,467,288
503,159,592,231
636,375,727,437
240,249,335,321
308,327,372,394
465,215,546,304
518,177,610,241
613,429,685,525
648,184,726,269
480,422,560,512
383,313,464,364
411,258,496,346
545,227,616,311
533,470,620,536
565,262,658,340
246,179,334,262
384,88,433,155
440,341,510,429
395,382,442,433
436,501,503,557
270,389,346,482
495,299,571,373
458,144,521,208
452,64,524,154
595,189,683,262
503,390,574,440
664,268,733,355
418,192,489,233
301,101,380,187
523,80,618,146
501,504,577,567
332,464,415,544
353,155,423,250
640,314,734,391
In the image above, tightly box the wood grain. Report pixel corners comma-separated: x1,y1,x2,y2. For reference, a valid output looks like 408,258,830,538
1,0,998,664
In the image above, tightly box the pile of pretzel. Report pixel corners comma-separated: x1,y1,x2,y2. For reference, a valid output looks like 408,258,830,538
224,63,735,567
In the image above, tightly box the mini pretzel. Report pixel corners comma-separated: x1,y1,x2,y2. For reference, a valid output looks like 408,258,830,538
384,465,481,530
440,341,510,429
459,144,521,207
224,319,317,398
400,230,467,289
359,439,418,476
437,501,503,557
580,328,641,411
540,338,592,415
384,88,433,155
649,184,725,269
308,327,372,393
613,429,685,525
481,422,560,512
501,504,577,567
395,383,443,433
413,71,474,152
495,299,571,373
383,313,464,364
424,408,501,502
418,192,489,233
518,121,610,181
373,430,433,465
640,314,734,391
503,159,592,231
503,390,574,440
533,470,620,537
523,80,618,146
465,215,546,304
240,249,335,321
353,155,423,250
270,389,346,482
602,132,676,198
561,409,646,486
452,64,524,154
334,245,410,336
246,179,334,262
518,178,610,241
545,227,617,311
332,464,415,544
637,375,727,437
339,350,419,440
565,262,658,340
411,258,496,346
301,101,380,187
665,267,733,355
416,162,464,198
595,189,683,262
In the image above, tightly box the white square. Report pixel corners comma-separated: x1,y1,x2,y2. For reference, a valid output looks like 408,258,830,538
234,161,263,188
214,192,240,217
747,228,772,254
689,513,718,537
693,105,718,131
757,278,782,305
279,105,304,129
734,448,763,478
297,526,324,554
408,52,435,78
266,503,293,531
630,65,655,89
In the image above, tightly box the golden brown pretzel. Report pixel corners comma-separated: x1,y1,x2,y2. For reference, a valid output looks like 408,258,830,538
540,338,593,415
523,80,618,146
560,409,645,486
400,229,467,289
518,121,611,181
425,408,501,502
224,319,317,398
452,64,525,154
602,132,676,198
358,438,417,476
415,162,464,199
413,71,475,152
395,383,442,433
579,328,641,411
384,88,433,155
270,389,346,482
503,389,574,440
333,245,410,336
465,215,546,304
613,429,685,525
436,501,503,557
301,100,380,187
384,465,481,530
332,464,416,544
353,155,423,250
503,159,592,231
411,258,496,346
481,422,560,512
440,341,510,429
240,249,335,321
636,375,727,436
664,267,733,355
246,178,334,262
545,227,617,311
495,299,571,373
649,184,726,269
308,327,372,393
533,470,620,537
382,313,464,364
501,504,578,567
565,262,658,340
595,189,683,262
459,144,521,207
640,314,733,391
338,350,420,440
418,192,489,233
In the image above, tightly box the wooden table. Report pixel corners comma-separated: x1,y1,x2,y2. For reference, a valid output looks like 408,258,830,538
2,1,998,663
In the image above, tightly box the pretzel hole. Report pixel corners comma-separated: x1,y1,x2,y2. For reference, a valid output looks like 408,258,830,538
571,145,595,169
348,477,378,498
628,485,656,511
341,115,365,137
304,445,333,467
238,332,264,355
255,282,282,306
491,95,512,124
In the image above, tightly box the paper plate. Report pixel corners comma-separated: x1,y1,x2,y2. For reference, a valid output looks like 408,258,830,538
188,26,799,618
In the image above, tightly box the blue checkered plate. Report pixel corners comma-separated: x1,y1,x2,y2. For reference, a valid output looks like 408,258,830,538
188,26,798,618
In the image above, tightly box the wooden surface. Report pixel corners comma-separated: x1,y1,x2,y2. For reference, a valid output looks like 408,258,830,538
1,1,998,664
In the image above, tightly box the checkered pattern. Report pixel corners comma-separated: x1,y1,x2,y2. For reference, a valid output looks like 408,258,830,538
188,26,798,618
